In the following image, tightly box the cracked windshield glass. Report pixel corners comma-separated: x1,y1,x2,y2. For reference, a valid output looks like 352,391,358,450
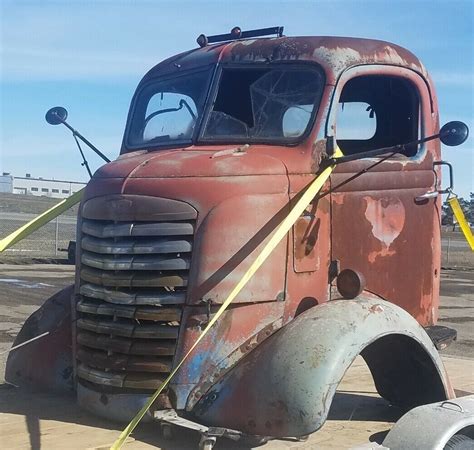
203,67,324,142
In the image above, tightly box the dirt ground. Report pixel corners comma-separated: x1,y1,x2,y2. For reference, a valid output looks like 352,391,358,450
437,268,474,357
0,357,471,450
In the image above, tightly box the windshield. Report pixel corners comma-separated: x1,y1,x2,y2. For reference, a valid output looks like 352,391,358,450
125,65,324,150
127,69,211,147
202,67,324,142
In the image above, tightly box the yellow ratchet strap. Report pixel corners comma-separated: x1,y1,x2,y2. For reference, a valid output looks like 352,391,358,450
0,188,85,252
448,196,474,251
110,148,343,450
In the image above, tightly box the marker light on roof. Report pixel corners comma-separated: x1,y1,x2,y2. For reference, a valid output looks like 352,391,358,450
196,26,284,48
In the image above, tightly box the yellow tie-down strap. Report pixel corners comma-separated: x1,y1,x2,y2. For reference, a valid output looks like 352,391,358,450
448,197,474,251
0,188,85,253
110,149,343,449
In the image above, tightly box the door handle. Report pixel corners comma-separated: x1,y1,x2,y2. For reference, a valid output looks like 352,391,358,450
415,191,439,201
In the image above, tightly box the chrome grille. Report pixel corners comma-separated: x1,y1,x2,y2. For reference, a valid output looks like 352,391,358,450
76,216,194,391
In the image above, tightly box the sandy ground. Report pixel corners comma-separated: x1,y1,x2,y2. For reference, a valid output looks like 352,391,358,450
1,356,472,450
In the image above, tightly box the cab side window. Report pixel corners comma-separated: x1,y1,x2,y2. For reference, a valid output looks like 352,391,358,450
336,75,420,156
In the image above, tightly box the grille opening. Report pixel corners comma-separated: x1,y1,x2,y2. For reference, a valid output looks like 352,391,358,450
77,214,194,393
77,310,180,326
77,330,177,355
77,347,174,372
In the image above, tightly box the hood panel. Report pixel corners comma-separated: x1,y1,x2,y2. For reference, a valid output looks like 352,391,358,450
94,148,288,179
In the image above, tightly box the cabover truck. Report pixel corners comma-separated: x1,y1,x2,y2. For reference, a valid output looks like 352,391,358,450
6,27,472,449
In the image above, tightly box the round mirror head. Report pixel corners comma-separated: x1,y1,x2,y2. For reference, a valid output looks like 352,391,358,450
440,121,469,146
45,106,68,125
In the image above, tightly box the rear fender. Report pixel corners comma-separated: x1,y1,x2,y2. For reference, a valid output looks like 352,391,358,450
5,285,74,393
192,295,453,437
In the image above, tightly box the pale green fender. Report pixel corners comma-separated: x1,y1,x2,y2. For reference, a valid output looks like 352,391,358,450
193,295,453,438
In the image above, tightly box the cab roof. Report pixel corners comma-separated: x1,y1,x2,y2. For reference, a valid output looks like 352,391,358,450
141,36,428,86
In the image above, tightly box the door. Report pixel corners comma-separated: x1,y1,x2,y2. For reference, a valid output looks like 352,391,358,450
329,65,441,326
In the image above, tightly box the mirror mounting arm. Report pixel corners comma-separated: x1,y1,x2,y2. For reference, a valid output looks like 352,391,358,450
324,133,442,167
46,108,110,163
59,119,110,164
433,160,454,194
323,120,468,167
318,120,468,197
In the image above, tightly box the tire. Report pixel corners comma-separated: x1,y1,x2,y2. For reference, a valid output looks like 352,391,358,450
444,434,474,450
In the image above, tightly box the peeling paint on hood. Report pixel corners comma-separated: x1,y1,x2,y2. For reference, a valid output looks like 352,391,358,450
93,147,288,179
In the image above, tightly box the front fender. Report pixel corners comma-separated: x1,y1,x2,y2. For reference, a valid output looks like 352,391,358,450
5,285,74,393
192,296,453,437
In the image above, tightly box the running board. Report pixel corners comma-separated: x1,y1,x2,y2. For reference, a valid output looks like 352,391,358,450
424,325,457,351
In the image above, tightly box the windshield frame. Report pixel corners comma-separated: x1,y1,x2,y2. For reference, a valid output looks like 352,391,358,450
122,61,326,152
123,65,216,151
198,62,326,147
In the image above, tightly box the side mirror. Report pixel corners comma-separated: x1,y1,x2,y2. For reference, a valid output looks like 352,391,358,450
43,106,110,164
45,106,68,125
439,121,469,146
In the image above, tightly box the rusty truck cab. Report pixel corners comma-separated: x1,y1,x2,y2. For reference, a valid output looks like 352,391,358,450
7,28,460,442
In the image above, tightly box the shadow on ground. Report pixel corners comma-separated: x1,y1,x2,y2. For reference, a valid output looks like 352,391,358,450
0,383,407,450
0,383,246,450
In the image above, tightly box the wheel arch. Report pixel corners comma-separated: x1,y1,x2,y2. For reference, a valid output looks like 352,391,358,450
192,295,453,437
362,332,449,408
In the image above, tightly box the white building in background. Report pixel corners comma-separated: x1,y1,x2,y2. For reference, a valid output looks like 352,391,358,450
0,172,86,199
0,173,13,193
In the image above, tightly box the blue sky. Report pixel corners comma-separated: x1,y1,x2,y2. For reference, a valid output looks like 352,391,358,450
1,0,473,197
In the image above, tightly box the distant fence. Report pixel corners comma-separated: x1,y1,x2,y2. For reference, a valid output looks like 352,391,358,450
441,232,473,268
0,211,77,259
